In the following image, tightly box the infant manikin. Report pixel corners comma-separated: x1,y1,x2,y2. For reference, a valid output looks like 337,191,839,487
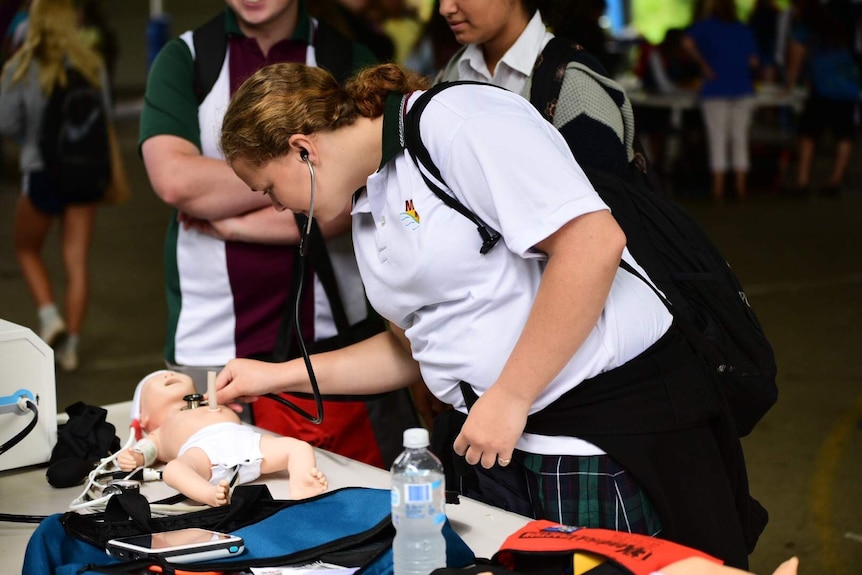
119,370,327,506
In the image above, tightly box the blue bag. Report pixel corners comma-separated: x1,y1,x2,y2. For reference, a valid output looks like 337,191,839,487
23,486,475,574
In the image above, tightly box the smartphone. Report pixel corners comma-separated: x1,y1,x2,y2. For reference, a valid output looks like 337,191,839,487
106,527,245,563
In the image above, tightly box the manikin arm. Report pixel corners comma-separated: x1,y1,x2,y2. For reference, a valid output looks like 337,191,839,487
117,430,164,471
117,448,144,471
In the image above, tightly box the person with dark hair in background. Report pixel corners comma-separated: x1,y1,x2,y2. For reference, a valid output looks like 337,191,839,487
748,0,790,84
0,0,110,371
308,0,395,62
0,0,30,62
633,27,702,184
138,0,420,469
544,0,616,76
76,0,117,101
404,0,462,80
785,0,861,197
435,0,634,177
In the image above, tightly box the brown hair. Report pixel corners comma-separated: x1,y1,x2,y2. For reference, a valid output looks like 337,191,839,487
4,0,104,95
221,63,429,166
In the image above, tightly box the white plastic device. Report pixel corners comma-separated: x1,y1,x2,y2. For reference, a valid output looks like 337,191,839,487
0,318,57,471
106,527,245,563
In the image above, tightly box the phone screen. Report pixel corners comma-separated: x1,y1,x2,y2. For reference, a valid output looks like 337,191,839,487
116,528,234,551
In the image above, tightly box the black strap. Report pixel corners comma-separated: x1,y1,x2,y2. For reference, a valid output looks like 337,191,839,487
104,493,152,533
272,216,350,362
531,36,619,124
192,12,226,104
619,258,728,373
296,214,351,334
403,82,503,254
532,37,664,193
531,36,577,123
314,19,354,84
272,241,306,363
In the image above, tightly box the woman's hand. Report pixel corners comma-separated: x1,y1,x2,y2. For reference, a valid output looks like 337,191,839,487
452,384,531,469
213,358,290,410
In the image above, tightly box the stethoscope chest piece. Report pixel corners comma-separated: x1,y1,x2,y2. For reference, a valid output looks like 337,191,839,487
182,393,206,410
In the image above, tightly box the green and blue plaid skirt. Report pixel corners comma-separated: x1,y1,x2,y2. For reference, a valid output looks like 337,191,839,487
520,452,662,535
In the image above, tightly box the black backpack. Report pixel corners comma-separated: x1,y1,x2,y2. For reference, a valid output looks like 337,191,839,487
40,66,110,203
403,79,778,438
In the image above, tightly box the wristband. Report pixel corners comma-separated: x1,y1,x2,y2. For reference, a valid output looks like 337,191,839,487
132,438,158,467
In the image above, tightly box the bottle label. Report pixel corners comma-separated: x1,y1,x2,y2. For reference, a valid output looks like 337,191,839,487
404,483,432,504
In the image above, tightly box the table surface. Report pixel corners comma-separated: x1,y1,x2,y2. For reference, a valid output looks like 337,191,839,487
0,402,529,571
626,84,808,110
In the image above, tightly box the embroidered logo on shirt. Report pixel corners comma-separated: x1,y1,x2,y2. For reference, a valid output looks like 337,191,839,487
401,199,420,230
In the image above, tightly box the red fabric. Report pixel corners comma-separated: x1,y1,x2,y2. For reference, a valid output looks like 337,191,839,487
252,395,385,469
494,520,722,575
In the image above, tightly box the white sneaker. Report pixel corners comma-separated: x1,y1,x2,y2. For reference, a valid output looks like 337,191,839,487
40,317,67,347
56,343,78,372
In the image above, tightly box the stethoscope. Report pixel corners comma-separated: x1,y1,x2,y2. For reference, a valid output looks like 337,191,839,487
261,149,325,424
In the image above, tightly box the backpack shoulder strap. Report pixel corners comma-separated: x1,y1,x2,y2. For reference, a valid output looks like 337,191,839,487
530,36,614,122
531,36,577,123
314,19,353,84
532,37,661,192
192,12,227,104
403,81,502,254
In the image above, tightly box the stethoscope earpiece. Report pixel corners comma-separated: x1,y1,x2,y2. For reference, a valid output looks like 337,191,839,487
299,151,315,256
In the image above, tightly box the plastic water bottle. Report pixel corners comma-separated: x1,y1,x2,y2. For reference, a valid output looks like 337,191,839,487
391,428,446,575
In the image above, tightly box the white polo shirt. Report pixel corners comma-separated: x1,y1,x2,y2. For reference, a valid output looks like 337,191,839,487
454,10,552,95
352,84,672,455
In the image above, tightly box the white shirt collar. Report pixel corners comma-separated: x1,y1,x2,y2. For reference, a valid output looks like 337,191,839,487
456,11,552,94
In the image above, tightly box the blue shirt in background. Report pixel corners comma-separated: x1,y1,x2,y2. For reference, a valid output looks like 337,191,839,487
688,17,758,99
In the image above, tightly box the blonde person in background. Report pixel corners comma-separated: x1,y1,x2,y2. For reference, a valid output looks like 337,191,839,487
0,0,111,371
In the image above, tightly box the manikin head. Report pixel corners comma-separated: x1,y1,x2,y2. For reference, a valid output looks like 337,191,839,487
137,371,197,432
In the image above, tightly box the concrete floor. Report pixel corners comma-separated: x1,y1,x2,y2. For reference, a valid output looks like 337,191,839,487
0,2,860,571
